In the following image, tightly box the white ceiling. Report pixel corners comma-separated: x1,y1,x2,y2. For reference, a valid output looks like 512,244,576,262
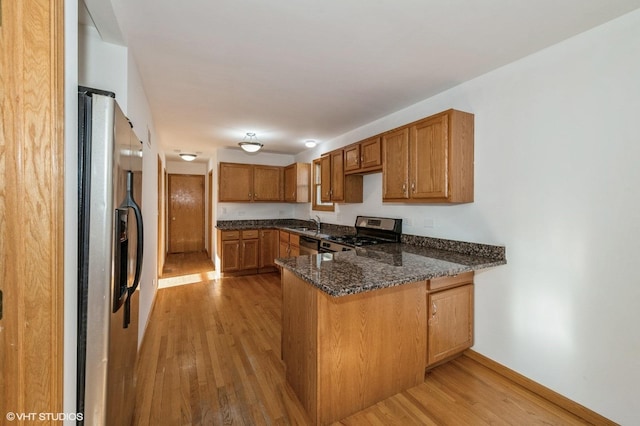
85,0,640,160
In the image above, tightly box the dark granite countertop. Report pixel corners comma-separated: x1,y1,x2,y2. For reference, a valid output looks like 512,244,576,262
275,243,506,297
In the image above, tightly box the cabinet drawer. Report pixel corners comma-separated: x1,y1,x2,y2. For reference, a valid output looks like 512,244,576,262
242,230,259,239
427,271,474,291
221,230,240,241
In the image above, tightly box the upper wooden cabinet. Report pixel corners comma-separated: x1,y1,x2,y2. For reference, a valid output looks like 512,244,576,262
345,136,382,174
320,150,363,203
253,165,283,201
283,162,311,203
382,109,474,203
219,162,253,202
219,162,283,202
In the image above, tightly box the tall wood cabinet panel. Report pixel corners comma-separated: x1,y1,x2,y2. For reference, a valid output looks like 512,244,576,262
284,162,311,202
382,109,474,203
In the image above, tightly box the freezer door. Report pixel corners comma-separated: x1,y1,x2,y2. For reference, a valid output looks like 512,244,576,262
80,90,141,426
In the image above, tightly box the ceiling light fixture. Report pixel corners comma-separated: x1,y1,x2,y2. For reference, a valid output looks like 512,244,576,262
238,132,263,153
305,140,317,148
179,153,197,161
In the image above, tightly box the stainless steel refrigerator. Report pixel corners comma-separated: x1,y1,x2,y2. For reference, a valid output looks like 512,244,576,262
77,87,144,425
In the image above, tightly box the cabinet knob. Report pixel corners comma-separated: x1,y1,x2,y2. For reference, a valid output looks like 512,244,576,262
432,302,437,317
411,182,416,192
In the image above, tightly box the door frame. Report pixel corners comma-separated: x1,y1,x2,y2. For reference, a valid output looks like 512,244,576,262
0,0,65,417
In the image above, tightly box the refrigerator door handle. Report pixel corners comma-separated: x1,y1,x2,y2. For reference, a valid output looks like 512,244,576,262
119,171,144,328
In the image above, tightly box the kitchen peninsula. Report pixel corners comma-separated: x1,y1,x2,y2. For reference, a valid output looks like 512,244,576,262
276,241,505,425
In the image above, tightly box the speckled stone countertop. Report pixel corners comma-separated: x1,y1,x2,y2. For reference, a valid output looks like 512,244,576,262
276,243,506,297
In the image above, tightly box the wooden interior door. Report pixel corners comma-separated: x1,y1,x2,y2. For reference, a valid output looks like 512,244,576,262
168,174,205,253
1,0,64,418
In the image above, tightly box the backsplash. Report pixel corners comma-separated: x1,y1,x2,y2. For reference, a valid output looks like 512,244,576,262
216,219,505,261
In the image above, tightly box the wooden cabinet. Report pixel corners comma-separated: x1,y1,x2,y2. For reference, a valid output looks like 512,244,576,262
345,136,382,174
426,272,474,368
282,270,426,425
259,229,278,270
382,109,474,203
219,163,253,202
241,231,260,270
381,127,410,199
279,230,300,258
219,162,283,202
283,162,311,203
320,150,363,203
217,229,265,274
253,165,283,201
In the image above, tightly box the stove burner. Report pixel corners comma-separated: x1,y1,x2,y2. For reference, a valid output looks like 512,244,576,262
326,235,385,247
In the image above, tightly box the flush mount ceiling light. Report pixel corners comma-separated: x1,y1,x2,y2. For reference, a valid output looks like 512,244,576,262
305,140,317,148
238,132,263,153
179,153,197,161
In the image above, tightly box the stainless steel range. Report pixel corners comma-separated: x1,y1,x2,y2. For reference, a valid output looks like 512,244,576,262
319,216,402,253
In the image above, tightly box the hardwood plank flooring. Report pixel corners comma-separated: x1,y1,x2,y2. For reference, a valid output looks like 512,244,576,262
135,271,593,425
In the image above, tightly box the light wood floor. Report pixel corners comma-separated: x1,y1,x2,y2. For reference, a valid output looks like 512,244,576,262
135,262,591,425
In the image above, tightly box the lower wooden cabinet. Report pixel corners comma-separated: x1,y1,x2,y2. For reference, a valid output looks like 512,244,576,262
259,229,278,270
426,272,474,368
278,230,300,258
218,229,277,275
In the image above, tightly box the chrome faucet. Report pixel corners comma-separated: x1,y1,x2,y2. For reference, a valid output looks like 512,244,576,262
310,215,321,233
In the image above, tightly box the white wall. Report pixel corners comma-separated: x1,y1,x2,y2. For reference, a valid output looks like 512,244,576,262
296,10,640,424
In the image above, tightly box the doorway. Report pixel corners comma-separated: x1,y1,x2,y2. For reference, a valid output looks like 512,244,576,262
168,174,205,253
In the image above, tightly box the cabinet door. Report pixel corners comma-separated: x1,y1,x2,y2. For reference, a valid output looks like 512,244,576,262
253,165,283,201
241,238,260,269
283,164,297,202
427,284,473,366
221,240,241,272
320,155,332,202
259,230,278,268
382,128,410,200
219,163,253,202
410,115,449,200
279,231,290,258
289,234,300,257
344,144,360,172
360,136,382,171
330,150,345,201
